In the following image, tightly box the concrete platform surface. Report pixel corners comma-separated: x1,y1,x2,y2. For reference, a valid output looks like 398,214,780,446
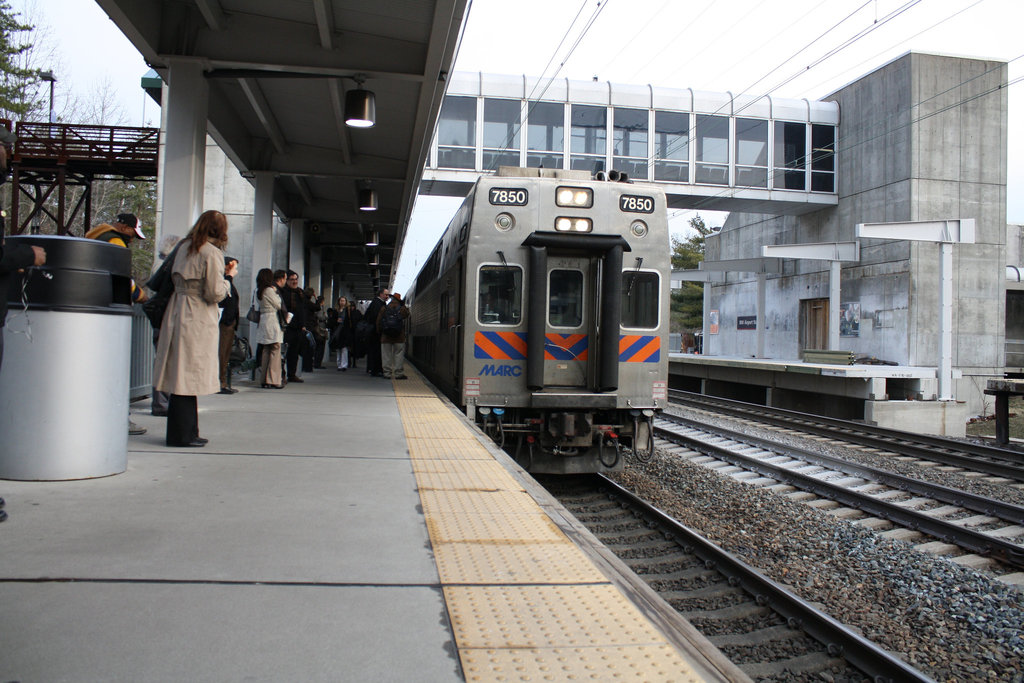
0,368,461,682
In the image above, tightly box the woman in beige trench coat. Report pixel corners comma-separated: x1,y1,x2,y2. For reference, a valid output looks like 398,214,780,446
153,210,231,447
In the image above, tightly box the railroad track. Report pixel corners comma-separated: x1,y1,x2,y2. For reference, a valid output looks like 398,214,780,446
541,474,933,683
668,390,1024,484
654,413,1024,578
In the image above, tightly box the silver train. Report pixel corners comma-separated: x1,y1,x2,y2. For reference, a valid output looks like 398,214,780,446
407,168,670,474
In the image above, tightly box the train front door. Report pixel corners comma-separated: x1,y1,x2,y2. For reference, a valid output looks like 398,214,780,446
543,256,596,387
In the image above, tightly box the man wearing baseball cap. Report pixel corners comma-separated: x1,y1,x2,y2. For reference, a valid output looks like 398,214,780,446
85,214,149,305
86,213,150,435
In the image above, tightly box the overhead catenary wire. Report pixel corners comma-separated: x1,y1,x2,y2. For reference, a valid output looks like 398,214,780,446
679,52,1023,216
799,0,988,97
701,0,834,87
656,0,921,164
484,0,614,172
667,3,1012,225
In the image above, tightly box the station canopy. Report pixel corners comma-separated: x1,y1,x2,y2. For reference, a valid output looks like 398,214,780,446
99,0,470,293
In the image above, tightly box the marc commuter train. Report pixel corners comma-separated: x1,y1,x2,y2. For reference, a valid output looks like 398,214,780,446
407,167,670,474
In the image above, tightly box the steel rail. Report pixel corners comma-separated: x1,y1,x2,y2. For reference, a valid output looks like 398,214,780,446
668,390,1024,482
657,413,1024,525
593,474,936,683
654,424,1024,569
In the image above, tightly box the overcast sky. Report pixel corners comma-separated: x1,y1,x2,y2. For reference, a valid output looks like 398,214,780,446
18,0,1023,292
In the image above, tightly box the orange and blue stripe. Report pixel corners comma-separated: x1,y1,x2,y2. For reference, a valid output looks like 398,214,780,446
474,331,527,359
544,334,589,361
619,335,660,363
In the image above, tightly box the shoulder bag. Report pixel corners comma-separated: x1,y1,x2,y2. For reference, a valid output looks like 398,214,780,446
246,288,261,323
141,240,184,329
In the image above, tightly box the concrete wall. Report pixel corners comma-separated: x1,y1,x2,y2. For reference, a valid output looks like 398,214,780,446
705,52,1008,414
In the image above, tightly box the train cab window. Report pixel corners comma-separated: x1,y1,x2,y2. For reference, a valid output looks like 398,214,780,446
621,271,659,329
548,269,583,328
478,265,522,325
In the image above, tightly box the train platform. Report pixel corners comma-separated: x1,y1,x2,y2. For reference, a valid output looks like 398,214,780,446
669,352,968,437
0,365,743,681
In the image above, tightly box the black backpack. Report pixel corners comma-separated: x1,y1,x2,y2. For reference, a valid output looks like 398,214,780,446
380,306,404,336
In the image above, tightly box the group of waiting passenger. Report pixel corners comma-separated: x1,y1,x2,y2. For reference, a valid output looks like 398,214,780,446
252,274,410,387
131,208,411,449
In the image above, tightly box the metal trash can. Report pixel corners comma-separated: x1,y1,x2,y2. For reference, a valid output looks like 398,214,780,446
0,235,133,480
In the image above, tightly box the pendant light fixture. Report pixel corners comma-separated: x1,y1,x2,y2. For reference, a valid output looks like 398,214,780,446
345,75,375,128
365,230,379,247
358,188,378,212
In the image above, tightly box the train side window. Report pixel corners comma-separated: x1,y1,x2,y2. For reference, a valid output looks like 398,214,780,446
621,271,659,329
478,265,522,325
549,269,583,328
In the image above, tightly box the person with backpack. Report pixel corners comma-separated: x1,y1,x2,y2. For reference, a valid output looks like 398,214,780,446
377,292,410,380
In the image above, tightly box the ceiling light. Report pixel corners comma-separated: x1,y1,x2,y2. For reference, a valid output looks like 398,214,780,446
368,252,379,266
358,188,378,212
365,230,379,247
345,78,375,128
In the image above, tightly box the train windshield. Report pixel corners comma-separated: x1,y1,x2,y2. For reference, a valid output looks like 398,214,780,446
621,271,659,328
478,265,522,325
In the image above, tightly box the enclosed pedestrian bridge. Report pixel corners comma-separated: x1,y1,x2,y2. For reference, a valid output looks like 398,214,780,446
421,72,839,216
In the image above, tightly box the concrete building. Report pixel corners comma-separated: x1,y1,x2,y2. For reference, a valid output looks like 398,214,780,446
702,52,1008,418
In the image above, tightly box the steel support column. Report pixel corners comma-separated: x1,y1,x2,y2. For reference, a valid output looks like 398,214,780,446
161,57,209,234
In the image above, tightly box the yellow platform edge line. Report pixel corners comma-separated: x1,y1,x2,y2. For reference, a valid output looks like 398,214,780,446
395,367,708,681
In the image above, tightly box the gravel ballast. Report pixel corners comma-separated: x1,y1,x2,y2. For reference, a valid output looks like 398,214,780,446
609,408,1024,682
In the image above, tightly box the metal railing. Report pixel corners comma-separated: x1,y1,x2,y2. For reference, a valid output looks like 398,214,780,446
129,305,153,401
13,121,159,166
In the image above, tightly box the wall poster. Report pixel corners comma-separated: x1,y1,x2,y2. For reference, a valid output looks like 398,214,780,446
840,302,860,337
708,310,719,335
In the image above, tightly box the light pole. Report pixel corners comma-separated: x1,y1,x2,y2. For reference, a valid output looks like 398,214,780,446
39,71,56,123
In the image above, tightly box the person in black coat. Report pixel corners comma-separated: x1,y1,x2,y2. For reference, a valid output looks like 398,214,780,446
281,270,307,382
347,303,363,367
217,256,241,394
0,235,45,370
362,287,389,376
331,296,356,371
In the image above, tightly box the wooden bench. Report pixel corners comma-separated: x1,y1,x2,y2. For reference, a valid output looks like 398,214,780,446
983,379,1024,445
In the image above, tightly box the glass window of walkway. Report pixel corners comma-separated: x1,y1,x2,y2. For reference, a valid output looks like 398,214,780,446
438,96,476,169
695,114,729,185
570,105,606,175
613,108,648,179
735,117,768,187
811,124,835,192
527,101,564,170
774,122,806,190
654,111,689,182
483,98,520,170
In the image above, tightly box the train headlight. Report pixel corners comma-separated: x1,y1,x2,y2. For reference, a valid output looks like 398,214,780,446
494,212,515,232
554,217,593,233
555,186,593,208
630,220,648,238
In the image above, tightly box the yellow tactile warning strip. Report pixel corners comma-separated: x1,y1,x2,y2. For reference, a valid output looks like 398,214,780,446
394,371,707,682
